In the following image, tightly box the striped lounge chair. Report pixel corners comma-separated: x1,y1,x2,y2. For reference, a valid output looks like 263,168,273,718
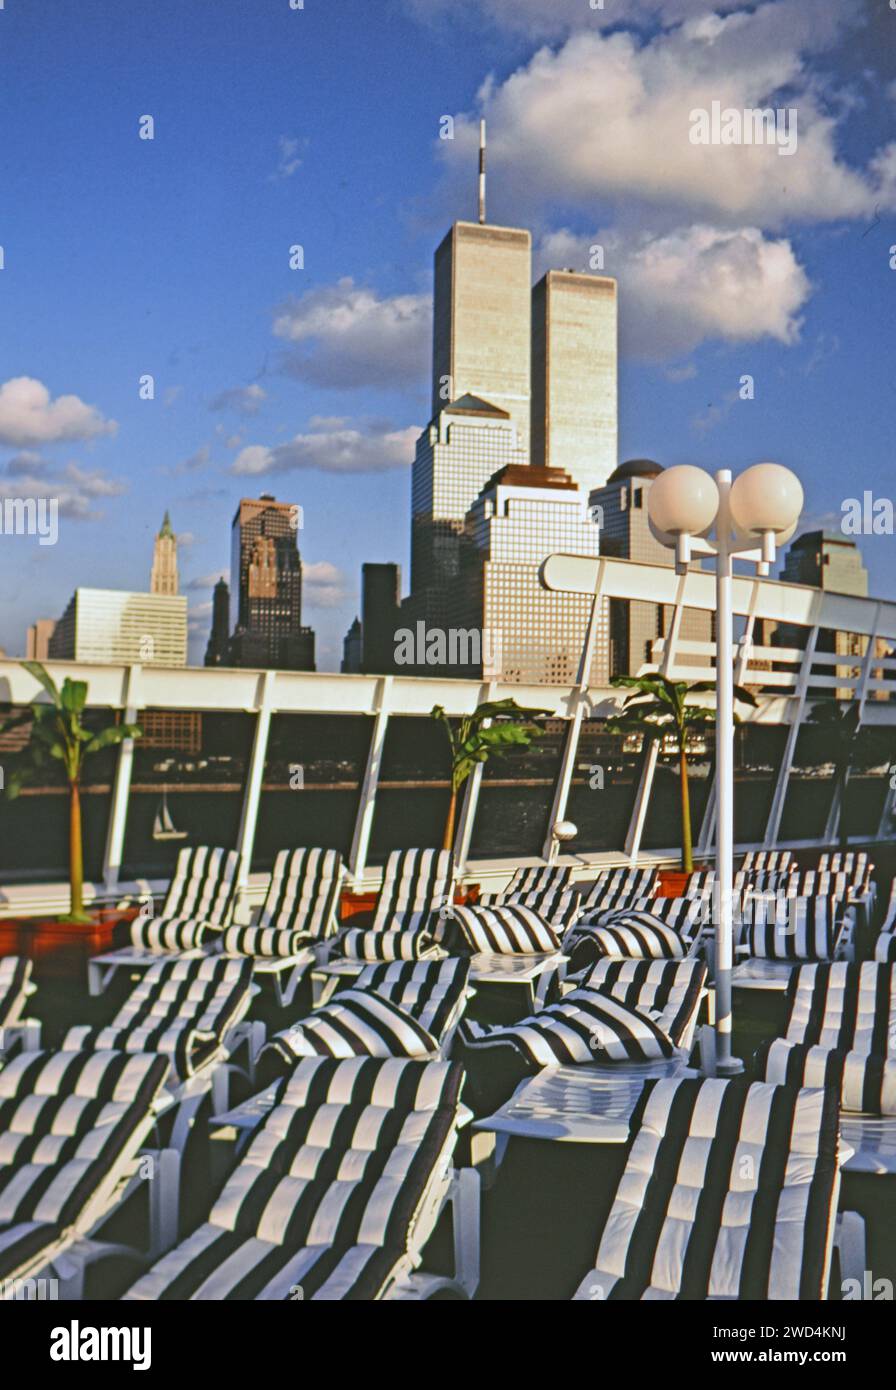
479,865,574,915
577,868,658,918
732,892,853,991
758,962,896,1173
571,1074,842,1300
63,956,255,1089
458,958,707,1115
213,847,345,1006
336,849,454,963
0,1049,170,1285
89,845,241,994
258,957,471,1074
124,1056,478,1301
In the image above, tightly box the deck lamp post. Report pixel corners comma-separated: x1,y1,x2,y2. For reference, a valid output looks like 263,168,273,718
646,463,803,1075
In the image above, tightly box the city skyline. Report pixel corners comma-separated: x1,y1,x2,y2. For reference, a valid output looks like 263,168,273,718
0,0,894,670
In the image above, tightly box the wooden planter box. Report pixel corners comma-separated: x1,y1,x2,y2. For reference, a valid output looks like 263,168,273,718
0,908,139,981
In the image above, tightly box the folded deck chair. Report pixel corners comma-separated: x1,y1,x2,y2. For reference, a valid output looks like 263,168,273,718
742,849,793,874
571,1074,841,1300
336,849,454,962
212,847,345,1005
89,846,241,994
499,865,573,898
757,963,896,1172
63,957,255,1088
568,901,707,968
124,1056,475,1300
258,957,471,1074
0,957,39,1051
458,959,707,1116
0,1049,170,1284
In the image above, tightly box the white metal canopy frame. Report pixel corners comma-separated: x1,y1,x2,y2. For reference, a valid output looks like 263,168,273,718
541,462,804,1077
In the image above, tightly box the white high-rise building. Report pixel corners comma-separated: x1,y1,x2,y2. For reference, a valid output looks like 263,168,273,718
454,464,609,686
49,588,188,666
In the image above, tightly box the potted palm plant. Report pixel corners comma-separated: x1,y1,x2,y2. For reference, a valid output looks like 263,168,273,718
430,698,550,852
609,673,757,889
0,662,141,970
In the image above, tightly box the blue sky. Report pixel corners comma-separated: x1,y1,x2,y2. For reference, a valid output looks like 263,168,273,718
0,0,894,667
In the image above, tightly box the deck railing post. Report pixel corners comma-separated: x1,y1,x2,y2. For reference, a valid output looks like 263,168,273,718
235,669,275,896
349,676,391,885
102,664,141,893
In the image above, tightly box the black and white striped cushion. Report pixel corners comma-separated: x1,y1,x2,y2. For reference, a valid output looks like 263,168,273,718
371,848,454,933
352,958,470,1039
578,868,658,914
261,991,441,1064
61,957,253,1082
127,915,209,953
123,845,240,953
339,923,438,961
215,924,310,958
743,895,839,961
780,962,896,1053
760,1040,896,1115
487,887,580,929
336,849,453,961
460,959,706,1066
123,1057,464,1301
503,866,572,897
569,911,688,964
0,1050,170,1278
159,845,239,925
258,847,344,940
260,959,469,1071
0,957,31,1029
573,1075,840,1300
449,904,562,955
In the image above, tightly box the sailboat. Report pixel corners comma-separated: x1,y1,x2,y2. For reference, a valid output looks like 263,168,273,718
152,788,188,842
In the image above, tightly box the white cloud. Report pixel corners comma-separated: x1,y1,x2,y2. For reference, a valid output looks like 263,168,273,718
303,560,352,609
436,2,888,230
209,384,267,415
539,223,811,358
0,377,117,447
273,278,430,389
0,457,125,519
232,420,418,476
185,570,227,592
405,0,749,39
174,444,212,473
270,135,305,181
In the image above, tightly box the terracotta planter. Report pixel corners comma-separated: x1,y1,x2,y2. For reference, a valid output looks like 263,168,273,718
338,883,480,922
656,867,706,898
0,908,139,981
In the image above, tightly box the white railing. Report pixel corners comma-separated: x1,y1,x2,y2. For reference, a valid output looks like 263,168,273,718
1,555,894,912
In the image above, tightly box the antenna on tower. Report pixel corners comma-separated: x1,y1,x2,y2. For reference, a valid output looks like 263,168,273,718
478,119,486,225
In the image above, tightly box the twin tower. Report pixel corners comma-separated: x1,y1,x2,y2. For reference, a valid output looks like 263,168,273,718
431,220,617,492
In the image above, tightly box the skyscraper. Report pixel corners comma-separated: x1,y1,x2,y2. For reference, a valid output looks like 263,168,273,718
432,221,532,456
409,395,527,633
361,563,401,674
531,270,618,496
204,577,231,667
775,530,883,698
589,460,713,678
451,463,609,685
48,589,187,666
150,511,179,595
225,495,315,670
